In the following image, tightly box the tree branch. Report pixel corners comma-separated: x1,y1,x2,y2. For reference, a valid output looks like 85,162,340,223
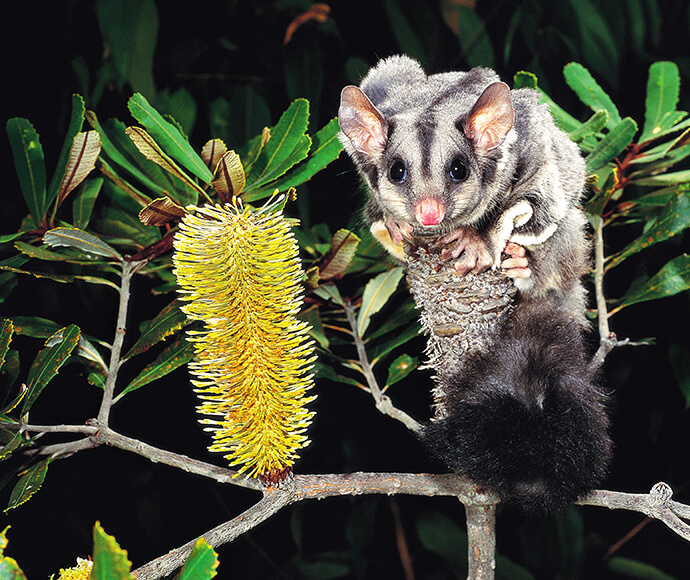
465,504,497,579
578,483,690,542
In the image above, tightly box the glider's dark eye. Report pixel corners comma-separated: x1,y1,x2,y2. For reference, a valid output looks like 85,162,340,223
449,157,468,181
389,160,407,182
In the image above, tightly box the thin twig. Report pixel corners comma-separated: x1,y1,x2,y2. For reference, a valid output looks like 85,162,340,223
98,260,138,426
578,483,690,542
342,300,423,434
590,214,618,370
91,424,263,491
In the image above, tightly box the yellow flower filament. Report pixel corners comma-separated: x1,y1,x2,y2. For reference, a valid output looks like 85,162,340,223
173,202,316,478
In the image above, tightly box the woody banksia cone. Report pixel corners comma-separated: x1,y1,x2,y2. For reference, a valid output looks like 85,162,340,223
173,201,316,482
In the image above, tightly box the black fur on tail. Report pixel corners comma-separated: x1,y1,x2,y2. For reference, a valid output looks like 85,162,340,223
422,301,612,512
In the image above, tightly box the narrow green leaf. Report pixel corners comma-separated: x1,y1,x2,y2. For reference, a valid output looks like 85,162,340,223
585,118,638,173
244,99,310,191
128,93,213,183
126,126,204,204
9,316,70,338
86,111,167,200
73,176,104,229
120,336,194,396
616,254,690,312
315,361,364,388
539,92,583,134
569,110,608,143
564,62,622,130
258,118,343,196
513,71,538,89
22,325,80,413
5,459,50,512
175,538,219,580
0,320,14,370
15,241,111,265
43,227,123,260
370,321,421,364
608,194,690,270
124,300,187,359
607,556,675,580
92,522,133,580
384,354,419,388
641,62,681,143
444,3,494,68
0,432,23,462
243,135,311,200
6,118,47,229
46,94,87,208
312,283,346,307
356,267,404,337
630,169,690,187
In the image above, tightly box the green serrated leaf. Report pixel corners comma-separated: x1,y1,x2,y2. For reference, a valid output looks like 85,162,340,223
0,320,14,370
615,254,690,313
258,118,343,197
119,336,194,397
631,169,690,187
175,538,219,580
242,135,311,200
6,118,47,229
513,71,538,89
124,300,187,359
86,111,164,201
43,227,123,260
569,110,608,143
564,62,622,130
585,118,638,173
0,433,23,462
384,354,418,389
92,522,133,580
244,99,310,192
22,325,80,413
356,267,404,337
128,93,213,183
607,194,690,270
5,459,50,512
539,91,583,134
641,62,681,143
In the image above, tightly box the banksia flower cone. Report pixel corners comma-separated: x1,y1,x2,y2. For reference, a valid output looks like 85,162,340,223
173,200,316,481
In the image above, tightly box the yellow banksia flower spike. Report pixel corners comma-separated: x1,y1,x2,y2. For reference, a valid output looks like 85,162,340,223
172,198,316,482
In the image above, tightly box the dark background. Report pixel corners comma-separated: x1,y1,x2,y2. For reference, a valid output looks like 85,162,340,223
2,1,690,578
